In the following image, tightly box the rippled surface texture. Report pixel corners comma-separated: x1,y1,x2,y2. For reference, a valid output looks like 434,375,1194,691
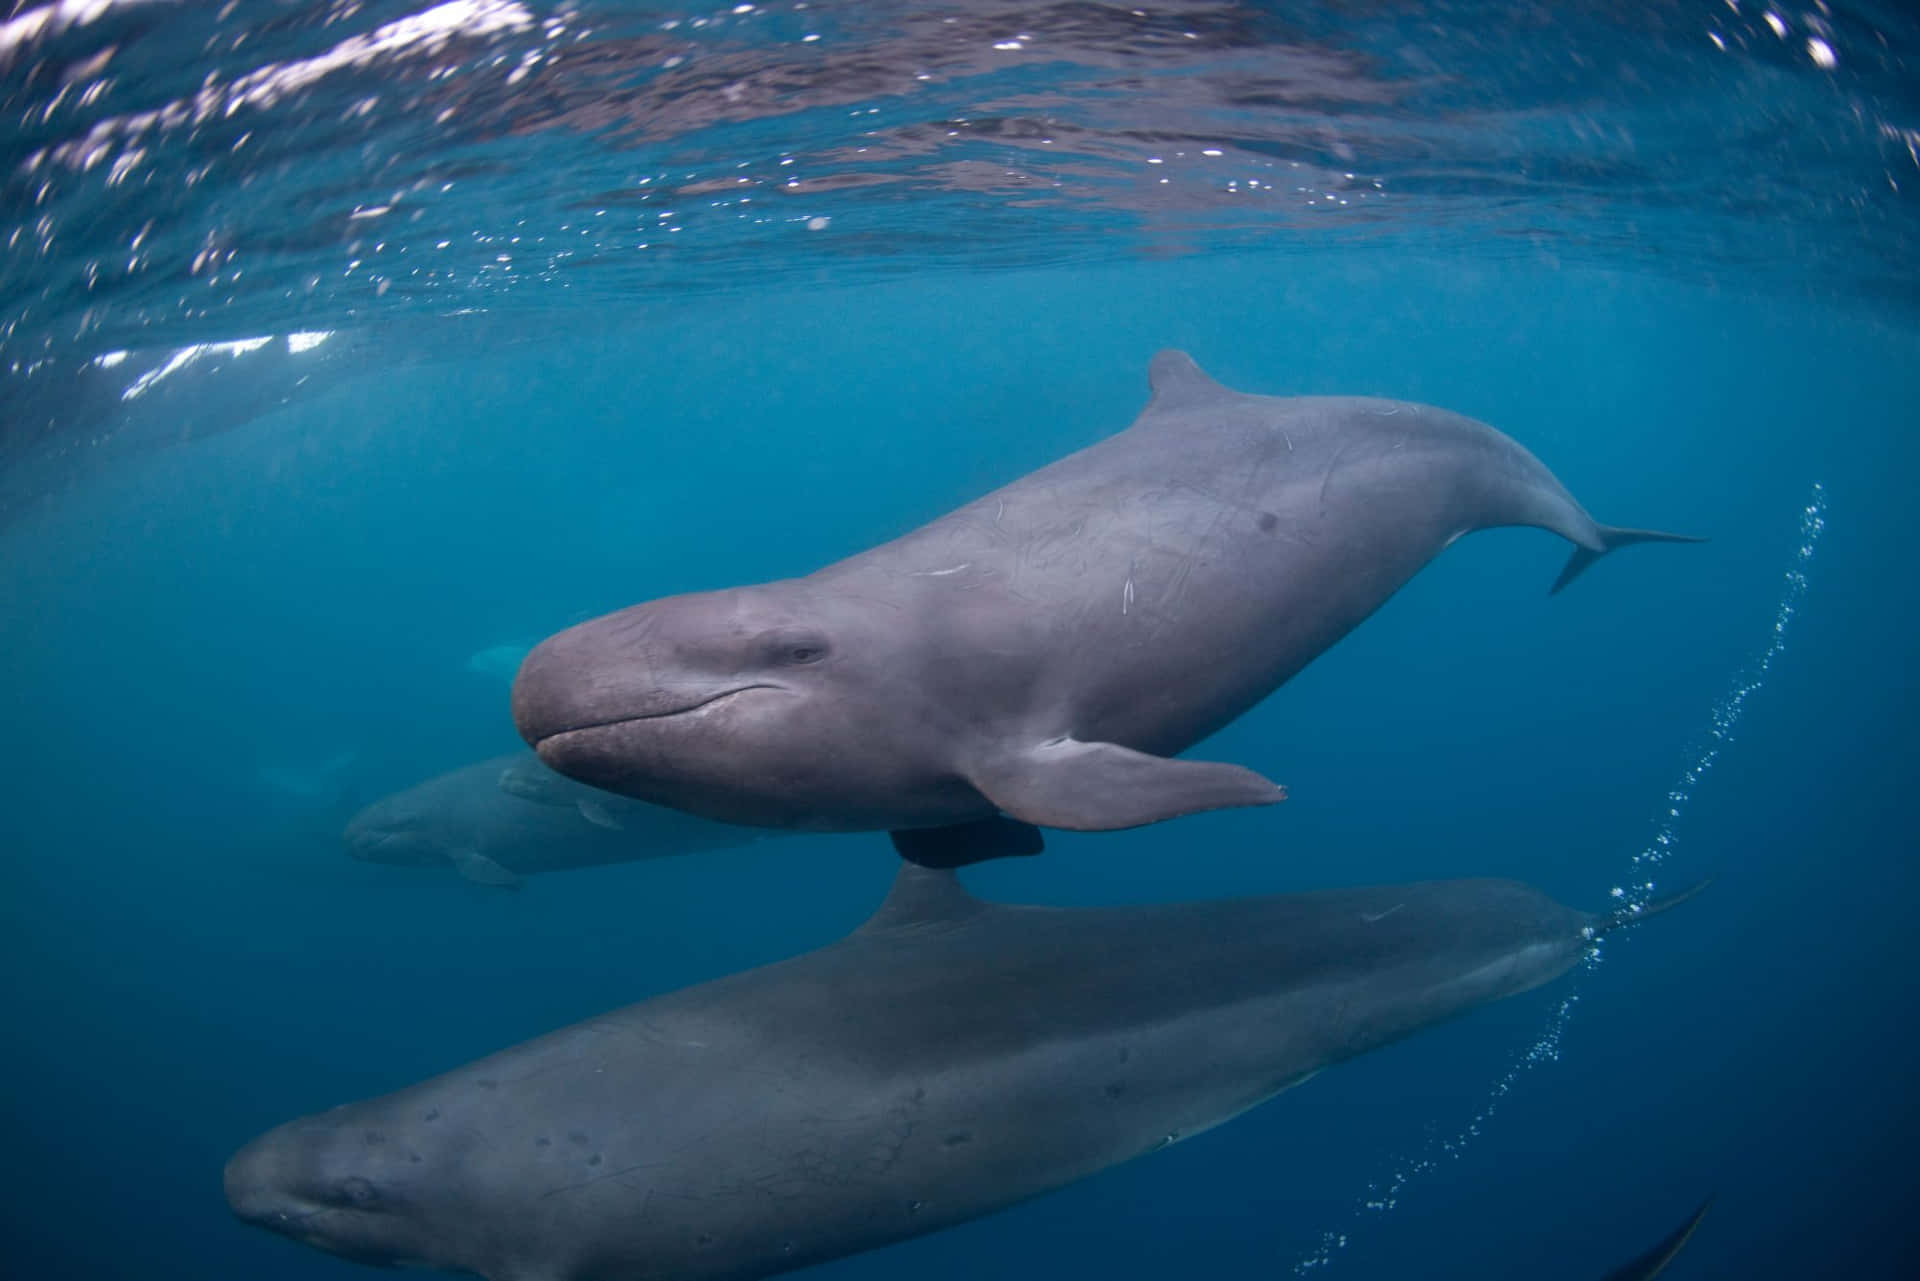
2,4,1917,1281
5,0,1918,355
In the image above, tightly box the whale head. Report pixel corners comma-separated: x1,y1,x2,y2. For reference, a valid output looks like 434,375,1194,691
511,580,976,830
342,792,439,868
224,1104,458,1271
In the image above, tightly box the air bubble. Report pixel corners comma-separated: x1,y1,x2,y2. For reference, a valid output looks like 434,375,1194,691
1291,483,1825,1275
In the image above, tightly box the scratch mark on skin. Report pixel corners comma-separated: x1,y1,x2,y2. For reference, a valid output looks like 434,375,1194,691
1318,439,1354,517
541,1162,668,1200
1360,903,1404,923
1282,429,1294,453
909,563,972,578
994,498,1004,525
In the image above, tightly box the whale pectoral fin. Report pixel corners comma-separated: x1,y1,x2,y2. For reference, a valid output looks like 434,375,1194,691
498,765,570,806
448,848,523,889
576,798,624,830
891,815,1045,869
969,739,1286,831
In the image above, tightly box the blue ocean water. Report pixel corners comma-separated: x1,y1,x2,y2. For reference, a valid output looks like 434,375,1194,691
3,2,1917,1278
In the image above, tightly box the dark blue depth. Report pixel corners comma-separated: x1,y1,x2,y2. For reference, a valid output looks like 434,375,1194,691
3,252,1916,1278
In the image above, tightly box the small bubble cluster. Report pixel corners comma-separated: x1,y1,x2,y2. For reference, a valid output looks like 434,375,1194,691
1290,995,1580,1276
1291,482,1827,1275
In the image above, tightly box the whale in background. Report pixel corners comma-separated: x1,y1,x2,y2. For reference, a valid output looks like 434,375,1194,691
465,642,533,682
255,751,359,805
227,867,1699,1279
514,351,1701,867
343,752,774,888
0,329,367,532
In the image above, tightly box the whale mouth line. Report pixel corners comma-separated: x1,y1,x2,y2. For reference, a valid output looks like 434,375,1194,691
343,834,389,860
278,1205,331,1228
238,1200,333,1234
531,684,783,744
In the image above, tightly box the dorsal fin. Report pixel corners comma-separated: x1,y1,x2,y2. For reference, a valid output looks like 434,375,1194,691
1146,349,1236,412
857,863,987,934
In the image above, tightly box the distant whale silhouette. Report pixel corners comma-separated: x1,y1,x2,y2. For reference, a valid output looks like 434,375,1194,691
255,751,358,803
515,350,1701,867
226,867,1699,1279
0,329,363,531
343,753,773,888
465,642,533,681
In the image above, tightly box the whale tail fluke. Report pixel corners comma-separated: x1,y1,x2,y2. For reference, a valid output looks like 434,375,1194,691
1596,1197,1713,1281
1595,878,1713,937
1551,524,1707,595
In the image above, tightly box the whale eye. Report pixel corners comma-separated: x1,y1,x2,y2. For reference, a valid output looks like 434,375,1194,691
764,630,831,666
335,1176,385,1210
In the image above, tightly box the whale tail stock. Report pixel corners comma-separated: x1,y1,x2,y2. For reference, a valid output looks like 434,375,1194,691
1552,523,1707,595
1592,878,1712,938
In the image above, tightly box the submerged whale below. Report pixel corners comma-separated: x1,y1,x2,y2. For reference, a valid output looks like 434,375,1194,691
226,868,1696,1279
344,753,772,887
513,351,1700,866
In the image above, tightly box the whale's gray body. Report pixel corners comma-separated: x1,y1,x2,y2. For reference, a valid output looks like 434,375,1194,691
226,868,1685,1280
513,352,1697,863
344,753,768,887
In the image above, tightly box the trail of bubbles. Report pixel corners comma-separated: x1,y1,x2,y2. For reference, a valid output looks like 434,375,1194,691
1292,482,1828,1276
1606,483,1827,919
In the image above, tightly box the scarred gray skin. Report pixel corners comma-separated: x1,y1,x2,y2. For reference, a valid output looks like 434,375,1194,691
225,869,1673,1281
344,752,769,886
512,351,1695,838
